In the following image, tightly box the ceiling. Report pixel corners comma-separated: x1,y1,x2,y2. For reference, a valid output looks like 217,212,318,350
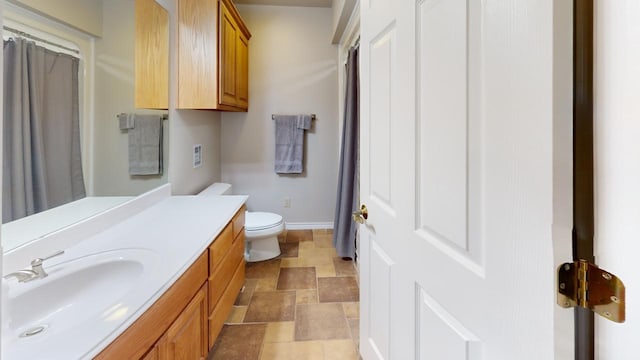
234,0,333,8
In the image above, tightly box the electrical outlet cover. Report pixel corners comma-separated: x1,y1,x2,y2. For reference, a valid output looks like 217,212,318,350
193,144,202,168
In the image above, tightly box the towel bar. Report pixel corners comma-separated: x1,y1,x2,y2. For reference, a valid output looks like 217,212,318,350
272,114,316,121
116,113,169,120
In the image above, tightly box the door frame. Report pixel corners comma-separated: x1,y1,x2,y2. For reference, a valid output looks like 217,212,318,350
573,0,595,358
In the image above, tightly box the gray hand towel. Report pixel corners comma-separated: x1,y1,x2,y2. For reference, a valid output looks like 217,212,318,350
274,114,311,174
118,113,135,130
128,114,163,175
297,114,311,131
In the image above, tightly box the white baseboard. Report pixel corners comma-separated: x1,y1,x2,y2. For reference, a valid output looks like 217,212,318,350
285,222,334,230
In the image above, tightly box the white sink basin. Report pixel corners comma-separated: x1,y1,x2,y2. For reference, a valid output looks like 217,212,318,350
3,248,159,359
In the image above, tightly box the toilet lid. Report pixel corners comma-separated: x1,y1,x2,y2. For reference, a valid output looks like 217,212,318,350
245,212,284,231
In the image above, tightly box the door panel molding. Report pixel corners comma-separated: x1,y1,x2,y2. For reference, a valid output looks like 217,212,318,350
416,286,481,360
369,24,397,212
415,0,484,268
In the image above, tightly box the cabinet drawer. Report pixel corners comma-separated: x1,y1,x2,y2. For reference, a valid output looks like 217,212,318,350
232,206,245,240
208,231,245,313
208,260,245,350
209,223,233,274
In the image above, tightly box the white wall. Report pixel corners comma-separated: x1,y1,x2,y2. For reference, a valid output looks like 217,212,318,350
169,109,221,195
221,5,339,225
92,0,169,196
8,0,102,36
331,0,356,44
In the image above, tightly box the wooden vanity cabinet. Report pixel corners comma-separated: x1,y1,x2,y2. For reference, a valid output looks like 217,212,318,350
135,0,169,109
96,207,246,360
156,284,208,360
208,207,246,349
177,0,251,111
141,346,160,360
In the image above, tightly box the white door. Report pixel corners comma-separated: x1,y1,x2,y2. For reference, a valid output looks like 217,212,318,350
359,1,575,359
594,1,640,358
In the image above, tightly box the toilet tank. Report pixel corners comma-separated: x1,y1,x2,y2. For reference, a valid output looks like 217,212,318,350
198,183,232,196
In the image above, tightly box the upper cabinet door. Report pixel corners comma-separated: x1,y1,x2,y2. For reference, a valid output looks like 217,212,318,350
219,1,239,107
236,32,249,109
177,0,251,111
135,0,169,109
177,0,219,109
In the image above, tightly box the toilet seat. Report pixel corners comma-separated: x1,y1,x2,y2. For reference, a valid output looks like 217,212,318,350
245,212,284,232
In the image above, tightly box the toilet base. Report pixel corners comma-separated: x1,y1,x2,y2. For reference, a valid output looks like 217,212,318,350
246,235,281,262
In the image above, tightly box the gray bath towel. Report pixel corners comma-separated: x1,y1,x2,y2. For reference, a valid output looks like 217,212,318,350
128,114,163,175
274,114,312,174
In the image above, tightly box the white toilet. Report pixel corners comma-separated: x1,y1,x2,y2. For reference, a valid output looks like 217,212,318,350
243,211,284,262
198,183,284,262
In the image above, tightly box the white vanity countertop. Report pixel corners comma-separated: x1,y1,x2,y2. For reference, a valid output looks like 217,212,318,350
3,194,247,360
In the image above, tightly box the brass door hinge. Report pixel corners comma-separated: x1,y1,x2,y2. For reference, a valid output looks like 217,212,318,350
557,260,625,323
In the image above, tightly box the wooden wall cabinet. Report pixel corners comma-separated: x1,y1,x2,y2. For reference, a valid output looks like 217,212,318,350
96,207,246,359
135,0,169,109
219,0,249,109
178,0,251,111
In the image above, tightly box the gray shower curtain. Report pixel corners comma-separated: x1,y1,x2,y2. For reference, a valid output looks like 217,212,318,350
333,45,359,259
3,38,85,223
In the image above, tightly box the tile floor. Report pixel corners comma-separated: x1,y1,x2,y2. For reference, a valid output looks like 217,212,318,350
209,229,361,360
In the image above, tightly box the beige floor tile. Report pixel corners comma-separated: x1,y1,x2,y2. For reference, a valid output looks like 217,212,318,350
280,258,301,267
245,291,296,323
294,303,351,341
298,255,335,267
210,324,266,360
286,230,314,242
342,302,360,319
312,229,333,236
245,259,282,279
280,257,301,267
213,228,363,360
299,240,316,250
264,321,295,343
298,247,337,258
279,242,299,258
313,235,334,248
255,278,278,291
296,289,318,304
322,339,360,360
348,318,359,342
334,258,358,276
277,267,317,290
260,341,324,360
315,264,337,278
235,279,258,306
225,306,247,324
318,277,359,303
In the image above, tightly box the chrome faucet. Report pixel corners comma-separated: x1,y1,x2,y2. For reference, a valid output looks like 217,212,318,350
4,250,65,283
